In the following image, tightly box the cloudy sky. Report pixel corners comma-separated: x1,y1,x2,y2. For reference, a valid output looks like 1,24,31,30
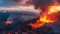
0,0,35,10
0,0,31,7
0,0,21,7
0,0,60,7
0,0,60,10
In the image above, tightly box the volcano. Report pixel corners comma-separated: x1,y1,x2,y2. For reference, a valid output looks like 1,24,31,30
0,0,60,34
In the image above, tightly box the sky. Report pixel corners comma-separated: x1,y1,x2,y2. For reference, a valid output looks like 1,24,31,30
0,0,35,11
0,0,21,7
0,0,60,10
0,0,60,7
0,0,30,7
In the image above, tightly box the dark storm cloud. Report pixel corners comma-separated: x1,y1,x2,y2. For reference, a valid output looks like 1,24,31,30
56,0,60,3
33,0,54,10
34,0,54,6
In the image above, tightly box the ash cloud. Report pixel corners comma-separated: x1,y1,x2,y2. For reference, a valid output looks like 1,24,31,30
56,0,60,3
33,0,54,10
32,0,60,12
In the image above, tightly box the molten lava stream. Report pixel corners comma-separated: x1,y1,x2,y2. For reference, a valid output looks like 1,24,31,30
28,0,60,29
29,20,45,29
29,7,58,29
29,14,56,29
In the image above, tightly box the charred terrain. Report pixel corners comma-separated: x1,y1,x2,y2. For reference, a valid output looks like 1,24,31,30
0,10,60,34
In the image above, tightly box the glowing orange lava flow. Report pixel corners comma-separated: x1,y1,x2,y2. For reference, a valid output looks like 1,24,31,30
29,6,60,29
40,16,55,23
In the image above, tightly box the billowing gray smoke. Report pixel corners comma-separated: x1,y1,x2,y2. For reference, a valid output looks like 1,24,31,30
33,0,54,11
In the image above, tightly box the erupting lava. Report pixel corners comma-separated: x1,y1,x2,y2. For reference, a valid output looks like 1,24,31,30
29,5,60,29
